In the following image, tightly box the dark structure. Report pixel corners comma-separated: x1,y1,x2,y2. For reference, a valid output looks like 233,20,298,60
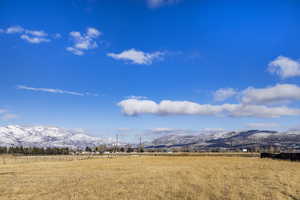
261,152,300,161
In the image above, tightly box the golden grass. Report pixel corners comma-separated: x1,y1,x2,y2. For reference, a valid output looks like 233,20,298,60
0,155,299,200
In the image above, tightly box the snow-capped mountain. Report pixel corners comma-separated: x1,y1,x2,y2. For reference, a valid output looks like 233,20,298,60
151,129,230,146
150,129,239,146
0,125,108,149
1,125,300,150
148,129,300,149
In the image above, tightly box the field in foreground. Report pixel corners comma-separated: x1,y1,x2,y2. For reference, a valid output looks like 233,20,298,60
0,155,299,200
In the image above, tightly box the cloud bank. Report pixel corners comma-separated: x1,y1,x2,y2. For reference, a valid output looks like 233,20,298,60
241,84,300,105
118,99,300,118
119,82,300,118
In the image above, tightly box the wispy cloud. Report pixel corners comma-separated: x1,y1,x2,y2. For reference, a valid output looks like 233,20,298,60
66,27,101,55
66,47,85,56
1,25,53,44
146,128,226,138
149,128,181,134
17,85,98,96
107,49,164,65
125,95,148,100
25,29,48,37
6,25,24,34
20,34,50,44
0,109,18,121
1,113,19,121
268,56,300,79
213,88,237,102
147,0,181,8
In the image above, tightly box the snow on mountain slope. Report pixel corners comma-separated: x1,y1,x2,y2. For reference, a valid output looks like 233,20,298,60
283,130,300,135
152,129,229,146
0,125,107,149
150,130,283,146
248,131,278,138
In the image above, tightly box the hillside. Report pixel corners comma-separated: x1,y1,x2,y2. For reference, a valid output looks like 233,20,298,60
0,125,107,149
148,130,300,150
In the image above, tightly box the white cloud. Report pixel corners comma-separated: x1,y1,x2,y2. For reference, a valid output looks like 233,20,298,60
125,95,148,100
25,30,47,37
213,88,237,102
17,85,84,96
17,85,99,97
212,84,300,105
67,27,101,55
150,128,177,133
84,92,99,97
66,47,84,56
118,99,300,118
20,34,50,44
6,25,24,34
147,128,197,137
246,122,279,129
147,0,181,8
3,25,51,44
107,49,164,65
268,56,300,79
146,128,226,137
86,27,101,38
241,84,300,105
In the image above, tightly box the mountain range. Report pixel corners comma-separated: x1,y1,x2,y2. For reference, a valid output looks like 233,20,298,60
0,125,300,150
147,129,300,150
0,125,109,149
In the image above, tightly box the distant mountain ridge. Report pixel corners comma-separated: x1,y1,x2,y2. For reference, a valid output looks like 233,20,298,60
1,125,300,150
0,125,108,149
147,130,300,150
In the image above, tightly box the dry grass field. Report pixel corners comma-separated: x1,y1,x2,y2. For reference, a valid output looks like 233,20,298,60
0,155,299,200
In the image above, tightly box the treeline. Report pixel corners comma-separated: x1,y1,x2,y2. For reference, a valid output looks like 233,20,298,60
84,145,142,153
0,146,69,155
1,145,292,155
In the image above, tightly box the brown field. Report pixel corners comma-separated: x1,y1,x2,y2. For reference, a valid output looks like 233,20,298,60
0,154,299,200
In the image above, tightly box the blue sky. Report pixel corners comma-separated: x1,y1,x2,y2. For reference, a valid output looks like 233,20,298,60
1,0,300,140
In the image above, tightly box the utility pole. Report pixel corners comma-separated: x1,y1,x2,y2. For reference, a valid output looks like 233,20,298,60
139,136,143,153
116,134,119,153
